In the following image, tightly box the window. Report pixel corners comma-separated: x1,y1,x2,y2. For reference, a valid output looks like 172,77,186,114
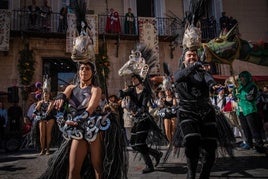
0,0,8,9
136,0,154,17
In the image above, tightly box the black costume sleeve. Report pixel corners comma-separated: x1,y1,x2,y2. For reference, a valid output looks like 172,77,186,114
139,90,149,113
204,72,217,91
246,84,258,101
174,62,202,82
118,87,134,99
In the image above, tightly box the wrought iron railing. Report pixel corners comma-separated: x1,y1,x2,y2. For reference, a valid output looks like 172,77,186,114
10,10,218,41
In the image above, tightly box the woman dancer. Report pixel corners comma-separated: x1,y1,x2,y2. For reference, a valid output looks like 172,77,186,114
40,59,127,179
34,90,55,155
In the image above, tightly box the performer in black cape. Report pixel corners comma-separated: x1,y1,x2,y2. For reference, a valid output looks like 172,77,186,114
119,74,163,174
118,44,168,174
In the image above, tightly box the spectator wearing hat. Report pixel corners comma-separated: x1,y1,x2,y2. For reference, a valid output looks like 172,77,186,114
235,71,267,154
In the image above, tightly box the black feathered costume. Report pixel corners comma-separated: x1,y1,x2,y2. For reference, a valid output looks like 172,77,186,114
118,45,166,173
172,1,235,178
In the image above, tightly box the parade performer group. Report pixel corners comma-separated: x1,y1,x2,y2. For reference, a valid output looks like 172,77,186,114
38,1,244,179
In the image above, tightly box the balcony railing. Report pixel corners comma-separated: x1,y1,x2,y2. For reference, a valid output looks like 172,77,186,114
10,10,218,42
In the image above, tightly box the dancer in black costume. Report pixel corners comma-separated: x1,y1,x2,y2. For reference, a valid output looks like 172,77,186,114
119,74,163,174
172,1,235,178
173,49,222,179
118,44,167,174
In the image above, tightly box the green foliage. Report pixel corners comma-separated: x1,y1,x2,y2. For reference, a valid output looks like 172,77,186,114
95,42,110,92
17,42,35,100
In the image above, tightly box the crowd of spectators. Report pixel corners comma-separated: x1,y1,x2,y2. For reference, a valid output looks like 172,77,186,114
18,1,239,40
219,11,238,32
184,11,238,41
27,0,52,32
210,75,268,151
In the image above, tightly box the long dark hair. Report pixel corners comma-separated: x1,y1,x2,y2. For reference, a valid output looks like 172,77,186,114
76,62,99,86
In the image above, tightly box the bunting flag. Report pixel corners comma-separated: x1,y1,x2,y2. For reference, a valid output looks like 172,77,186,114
66,14,99,54
0,10,11,51
138,17,160,75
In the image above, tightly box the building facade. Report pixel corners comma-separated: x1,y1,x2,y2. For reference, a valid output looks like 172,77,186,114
0,0,267,112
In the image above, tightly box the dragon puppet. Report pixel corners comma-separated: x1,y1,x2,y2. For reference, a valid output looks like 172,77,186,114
180,0,268,71
201,23,268,67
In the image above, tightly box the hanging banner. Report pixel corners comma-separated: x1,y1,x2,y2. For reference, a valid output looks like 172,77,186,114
0,10,11,51
66,13,99,54
138,17,160,75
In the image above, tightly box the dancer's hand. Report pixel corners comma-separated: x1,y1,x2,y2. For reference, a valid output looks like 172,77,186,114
65,120,78,126
54,99,64,110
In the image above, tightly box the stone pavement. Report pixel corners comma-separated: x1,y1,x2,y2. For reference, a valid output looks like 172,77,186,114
0,145,268,179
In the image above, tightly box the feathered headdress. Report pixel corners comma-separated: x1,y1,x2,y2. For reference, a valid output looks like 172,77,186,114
118,43,157,81
179,0,207,69
118,43,158,100
182,0,207,50
70,1,95,63
161,62,173,91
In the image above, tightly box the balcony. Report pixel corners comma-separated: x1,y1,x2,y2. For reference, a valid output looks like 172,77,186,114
10,10,218,42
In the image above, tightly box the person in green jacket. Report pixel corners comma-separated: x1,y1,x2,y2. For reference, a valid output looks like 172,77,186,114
236,71,266,154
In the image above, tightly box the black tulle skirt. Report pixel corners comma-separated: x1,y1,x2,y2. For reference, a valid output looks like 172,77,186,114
172,106,236,158
39,113,129,179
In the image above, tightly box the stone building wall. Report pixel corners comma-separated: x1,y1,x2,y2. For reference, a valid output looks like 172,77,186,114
0,36,182,111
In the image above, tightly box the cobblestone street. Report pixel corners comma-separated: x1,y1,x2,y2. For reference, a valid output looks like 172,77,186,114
0,144,268,179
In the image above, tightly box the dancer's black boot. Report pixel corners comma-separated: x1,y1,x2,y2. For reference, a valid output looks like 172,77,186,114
199,151,215,179
148,148,163,167
141,153,154,174
186,157,198,179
